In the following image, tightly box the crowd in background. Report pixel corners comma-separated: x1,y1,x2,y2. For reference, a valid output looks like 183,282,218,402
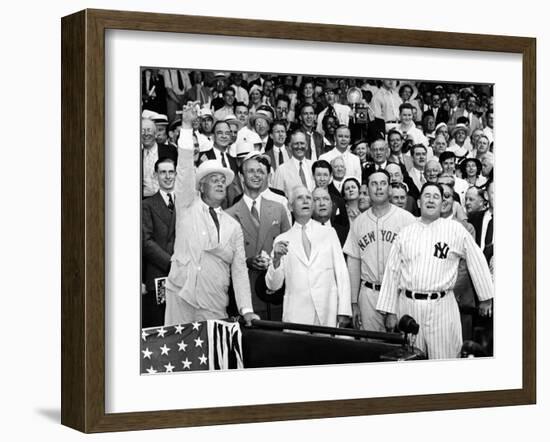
141,68,495,359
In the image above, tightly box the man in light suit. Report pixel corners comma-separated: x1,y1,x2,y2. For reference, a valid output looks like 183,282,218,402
265,185,352,327
272,130,315,197
142,157,177,327
226,152,291,320
164,104,260,326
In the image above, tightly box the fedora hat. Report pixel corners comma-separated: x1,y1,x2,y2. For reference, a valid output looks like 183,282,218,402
195,160,234,187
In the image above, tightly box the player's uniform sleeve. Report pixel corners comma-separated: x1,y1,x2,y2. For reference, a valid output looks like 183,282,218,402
342,221,360,258
376,234,404,314
462,226,494,302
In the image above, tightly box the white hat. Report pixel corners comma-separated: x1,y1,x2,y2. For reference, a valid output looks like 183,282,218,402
235,139,255,158
224,114,243,129
142,109,160,119
199,107,214,119
195,160,234,187
152,113,169,125
249,109,273,125
451,123,470,137
243,131,262,145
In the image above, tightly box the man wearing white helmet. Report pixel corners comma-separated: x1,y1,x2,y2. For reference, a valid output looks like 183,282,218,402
164,103,260,326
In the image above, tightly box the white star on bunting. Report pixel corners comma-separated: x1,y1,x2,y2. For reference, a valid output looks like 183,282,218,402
160,344,171,356
199,354,208,365
164,362,175,373
192,322,201,331
177,340,188,352
194,337,204,348
146,366,158,374
141,330,148,341
182,358,192,370
156,328,167,338
142,348,153,359
174,324,185,334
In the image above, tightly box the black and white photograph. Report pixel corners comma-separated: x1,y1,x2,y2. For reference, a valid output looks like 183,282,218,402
139,68,495,374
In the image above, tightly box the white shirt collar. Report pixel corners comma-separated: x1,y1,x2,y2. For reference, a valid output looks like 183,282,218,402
242,193,262,214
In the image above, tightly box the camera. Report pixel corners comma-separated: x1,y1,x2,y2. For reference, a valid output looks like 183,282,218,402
353,104,370,124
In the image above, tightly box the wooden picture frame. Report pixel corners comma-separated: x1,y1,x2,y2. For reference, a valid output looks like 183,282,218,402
61,8,536,433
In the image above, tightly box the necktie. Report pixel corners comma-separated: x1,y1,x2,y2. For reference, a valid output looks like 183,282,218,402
209,207,220,242
302,224,311,259
278,149,284,166
177,70,184,91
250,200,260,228
221,152,228,168
299,161,307,187
167,193,175,212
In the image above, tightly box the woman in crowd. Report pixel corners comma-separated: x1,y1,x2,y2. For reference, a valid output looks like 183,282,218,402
460,158,487,187
248,84,264,115
341,177,362,223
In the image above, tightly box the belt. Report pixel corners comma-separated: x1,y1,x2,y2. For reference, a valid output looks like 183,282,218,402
363,280,381,291
405,290,446,300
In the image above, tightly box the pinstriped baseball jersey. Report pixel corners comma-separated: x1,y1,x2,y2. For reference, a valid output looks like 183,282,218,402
343,205,416,287
377,217,494,315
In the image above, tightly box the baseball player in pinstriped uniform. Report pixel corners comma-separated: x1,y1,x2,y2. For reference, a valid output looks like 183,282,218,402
376,183,493,359
344,170,416,332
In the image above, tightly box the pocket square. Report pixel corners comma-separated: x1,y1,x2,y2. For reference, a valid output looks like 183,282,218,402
272,220,280,225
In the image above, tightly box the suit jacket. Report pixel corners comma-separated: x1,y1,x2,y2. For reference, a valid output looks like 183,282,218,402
303,128,325,160
166,129,252,324
272,158,315,197
203,147,243,207
264,140,291,172
468,210,493,264
142,192,176,291
226,197,291,314
424,107,449,126
265,220,352,327
327,183,349,227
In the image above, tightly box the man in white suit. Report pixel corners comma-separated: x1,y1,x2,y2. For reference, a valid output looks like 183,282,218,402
272,130,315,197
265,185,352,327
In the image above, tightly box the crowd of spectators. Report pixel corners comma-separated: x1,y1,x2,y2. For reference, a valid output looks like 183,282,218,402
141,68,495,359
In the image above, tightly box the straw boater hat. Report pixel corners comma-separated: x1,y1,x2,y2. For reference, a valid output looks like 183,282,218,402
195,160,234,187
223,114,243,130
451,123,471,138
249,109,273,126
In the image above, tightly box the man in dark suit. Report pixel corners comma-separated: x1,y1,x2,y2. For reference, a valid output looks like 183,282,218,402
423,92,449,125
142,157,177,327
312,186,349,247
264,120,292,172
226,152,291,320
201,120,243,207
297,103,325,160
311,159,348,228
467,180,494,355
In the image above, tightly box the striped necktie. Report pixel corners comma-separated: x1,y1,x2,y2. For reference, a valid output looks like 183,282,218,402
299,161,307,186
